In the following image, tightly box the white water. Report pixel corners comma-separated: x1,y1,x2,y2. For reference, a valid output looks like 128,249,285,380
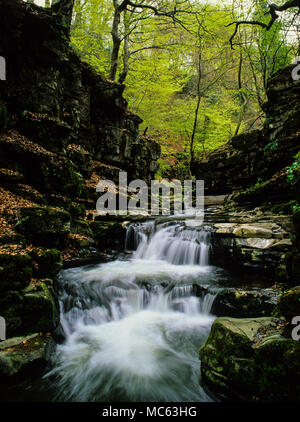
46,221,218,402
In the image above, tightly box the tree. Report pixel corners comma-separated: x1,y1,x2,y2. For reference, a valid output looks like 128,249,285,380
108,0,195,81
227,0,300,48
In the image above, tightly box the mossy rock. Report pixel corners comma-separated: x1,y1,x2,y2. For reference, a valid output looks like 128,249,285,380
0,248,32,292
90,221,126,247
275,286,300,323
17,207,71,244
0,333,48,378
254,335,300,401
199,316,300,401
28,247,62,278
22,279,58,333
0,279,58,337
68,202,86,219
0,231,26,246
70,218,93,237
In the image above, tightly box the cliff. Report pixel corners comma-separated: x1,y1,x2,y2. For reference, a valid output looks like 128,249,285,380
0,0,160,343
194,64,300,205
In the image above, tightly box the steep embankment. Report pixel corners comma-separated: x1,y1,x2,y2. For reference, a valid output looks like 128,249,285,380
0,0,160,371
195,64,300,285
195,65,300,401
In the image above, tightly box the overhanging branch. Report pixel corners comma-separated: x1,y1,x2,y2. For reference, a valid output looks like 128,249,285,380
227,0,300,48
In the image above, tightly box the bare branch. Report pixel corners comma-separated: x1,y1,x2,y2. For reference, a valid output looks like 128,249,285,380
227,0,300,48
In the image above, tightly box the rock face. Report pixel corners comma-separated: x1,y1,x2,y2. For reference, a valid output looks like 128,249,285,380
0,0,160,183
199,316,300,401
194,65,300,201
204,206,294,274
0,1,160,343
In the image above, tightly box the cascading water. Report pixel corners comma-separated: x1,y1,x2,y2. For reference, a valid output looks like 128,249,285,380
46,220,218,402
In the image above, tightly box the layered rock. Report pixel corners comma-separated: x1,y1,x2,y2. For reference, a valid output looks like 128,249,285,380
194,65,300,200
0,1,160,347
199,316,300,401
0,1,160,182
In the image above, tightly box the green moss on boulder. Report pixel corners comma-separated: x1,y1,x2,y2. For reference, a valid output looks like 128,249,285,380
199,316,300,401
29,247,62,278
17,206,71,245
0,333,48,379
275,286,300,323
0,247,32,292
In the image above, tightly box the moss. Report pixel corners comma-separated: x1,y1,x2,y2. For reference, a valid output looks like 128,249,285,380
275,286,300,322
68,202,86,218
0,249,32,292
22,279,58,332
17,206,71,237
200,317,300,401
28,247,62,278
70,218,93,237
90,221,126,247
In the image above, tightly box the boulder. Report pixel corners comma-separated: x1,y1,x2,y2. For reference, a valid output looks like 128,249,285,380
17,206,71,245
0,279,58,337
90,221,126,248
0,333,48,378
0,246,32,292
199,316,300,401
212,288,280,317
275,286,300,323
29,247,62,278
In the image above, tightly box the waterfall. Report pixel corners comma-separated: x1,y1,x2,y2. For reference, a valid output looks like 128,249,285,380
45,220,217,402
129,221,212,266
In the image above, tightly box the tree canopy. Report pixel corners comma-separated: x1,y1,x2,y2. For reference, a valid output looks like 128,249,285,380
30,0,300,177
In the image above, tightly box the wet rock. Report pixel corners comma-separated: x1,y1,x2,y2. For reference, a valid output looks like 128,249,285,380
0,333,48,378
199,316,300,401
62,247,112,268
212,288,280,317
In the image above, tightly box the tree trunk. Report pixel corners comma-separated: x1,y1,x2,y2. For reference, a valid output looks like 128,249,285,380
118,10,130,84
190,44,202,172
234,50,248,136
109,0,122,81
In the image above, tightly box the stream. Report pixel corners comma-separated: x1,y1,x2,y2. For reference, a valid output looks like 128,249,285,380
43,218,236,402
2,216,271,402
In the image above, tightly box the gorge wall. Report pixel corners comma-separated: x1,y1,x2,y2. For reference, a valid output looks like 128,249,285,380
0,0,160,353
194,64,300,204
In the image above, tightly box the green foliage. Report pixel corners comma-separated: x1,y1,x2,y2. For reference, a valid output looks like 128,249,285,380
264,139,279,155
287,158,300,185
69,0,297,177
292,202,300,214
